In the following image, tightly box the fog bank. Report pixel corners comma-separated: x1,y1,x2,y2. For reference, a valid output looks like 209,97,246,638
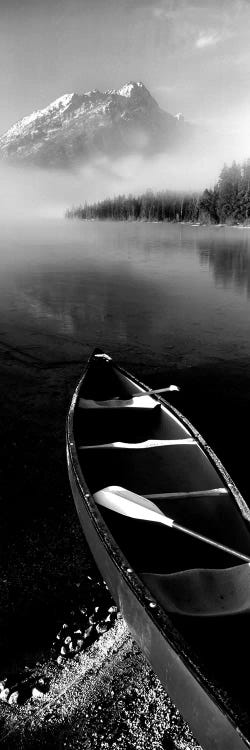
0,127,250,223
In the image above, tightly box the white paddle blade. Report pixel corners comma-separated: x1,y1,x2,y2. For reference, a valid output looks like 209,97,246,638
94,486,174,527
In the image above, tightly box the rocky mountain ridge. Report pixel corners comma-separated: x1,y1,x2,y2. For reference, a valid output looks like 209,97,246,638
0,81,193,169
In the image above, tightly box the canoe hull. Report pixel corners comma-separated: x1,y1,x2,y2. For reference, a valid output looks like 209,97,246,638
67,444,249,750
66,352,250,750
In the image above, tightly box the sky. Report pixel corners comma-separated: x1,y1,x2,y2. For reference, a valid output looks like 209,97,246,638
1,0,250,219
1,0,250,141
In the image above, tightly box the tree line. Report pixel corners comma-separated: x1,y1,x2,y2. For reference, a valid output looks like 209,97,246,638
66,159,250,225
66,190,200,223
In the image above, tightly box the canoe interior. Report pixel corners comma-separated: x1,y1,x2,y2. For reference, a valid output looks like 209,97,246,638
74,355,250,574
73,353,250,724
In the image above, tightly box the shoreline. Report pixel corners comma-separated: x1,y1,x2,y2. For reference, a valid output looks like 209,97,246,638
1,619,200,749
66,216,250,229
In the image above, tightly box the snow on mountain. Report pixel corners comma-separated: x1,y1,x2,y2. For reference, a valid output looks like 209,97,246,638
0,81,192,169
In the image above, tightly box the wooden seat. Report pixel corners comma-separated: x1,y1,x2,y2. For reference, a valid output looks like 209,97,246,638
78,395,160,410
141,564,250,617
79,438,195,450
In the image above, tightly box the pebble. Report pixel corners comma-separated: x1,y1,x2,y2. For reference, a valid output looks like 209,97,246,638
8,691,19,705
57,656,64,666
64,636,72,645
37,678,49,692
32,687,45,700
96,622,109,634
76,639,84,649
0,688,10,701
79,607,88,617
84,626,94,639
60,646,67,656
75,640,84,653
56,623,69,640
89,614,97,625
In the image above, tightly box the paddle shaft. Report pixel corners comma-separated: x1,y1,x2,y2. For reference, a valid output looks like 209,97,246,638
171,519,250,564
133,385,179,397
95,488,250,564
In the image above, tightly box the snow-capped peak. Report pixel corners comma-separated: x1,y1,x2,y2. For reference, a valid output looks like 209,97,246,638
5,93,76,138
106,81,147,98
117,82,143,97
47,93,75,110
0,80,190,170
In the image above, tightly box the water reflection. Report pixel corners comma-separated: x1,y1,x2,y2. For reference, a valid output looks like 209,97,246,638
198,230,250,297
7,264,173,362
1,221,250,373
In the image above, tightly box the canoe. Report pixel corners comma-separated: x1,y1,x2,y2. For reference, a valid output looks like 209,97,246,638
66,349,250,750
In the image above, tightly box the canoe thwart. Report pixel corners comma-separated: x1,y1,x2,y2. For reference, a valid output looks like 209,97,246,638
141,564,250,617
79,438,195,450
78,395,160,410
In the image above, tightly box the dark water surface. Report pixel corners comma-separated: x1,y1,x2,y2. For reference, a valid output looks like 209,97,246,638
1,220,250,369
1,219,250,673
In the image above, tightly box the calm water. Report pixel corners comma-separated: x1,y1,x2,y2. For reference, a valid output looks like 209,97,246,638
1,218,250,497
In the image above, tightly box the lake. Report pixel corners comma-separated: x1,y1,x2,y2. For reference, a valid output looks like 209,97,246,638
1,218,250,672
1,219,250,368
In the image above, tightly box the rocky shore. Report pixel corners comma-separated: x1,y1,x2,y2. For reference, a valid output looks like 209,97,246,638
1,619,201,750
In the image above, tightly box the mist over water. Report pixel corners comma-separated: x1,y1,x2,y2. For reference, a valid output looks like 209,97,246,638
1,120,250,227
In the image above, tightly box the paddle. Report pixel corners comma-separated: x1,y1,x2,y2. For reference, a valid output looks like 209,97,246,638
78,386,179,410
133,385,179,396
94,486,250,564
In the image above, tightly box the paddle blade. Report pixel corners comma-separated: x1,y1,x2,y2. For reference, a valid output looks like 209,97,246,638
94,486,174,527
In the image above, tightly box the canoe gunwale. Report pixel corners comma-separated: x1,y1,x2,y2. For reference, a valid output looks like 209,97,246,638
66,350,250,747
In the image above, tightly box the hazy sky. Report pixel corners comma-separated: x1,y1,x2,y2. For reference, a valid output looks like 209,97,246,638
1,0,250,140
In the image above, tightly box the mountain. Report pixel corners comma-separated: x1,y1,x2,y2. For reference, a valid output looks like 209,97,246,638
0,81,194,169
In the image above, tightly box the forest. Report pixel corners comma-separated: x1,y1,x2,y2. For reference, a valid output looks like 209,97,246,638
66,159,250,225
